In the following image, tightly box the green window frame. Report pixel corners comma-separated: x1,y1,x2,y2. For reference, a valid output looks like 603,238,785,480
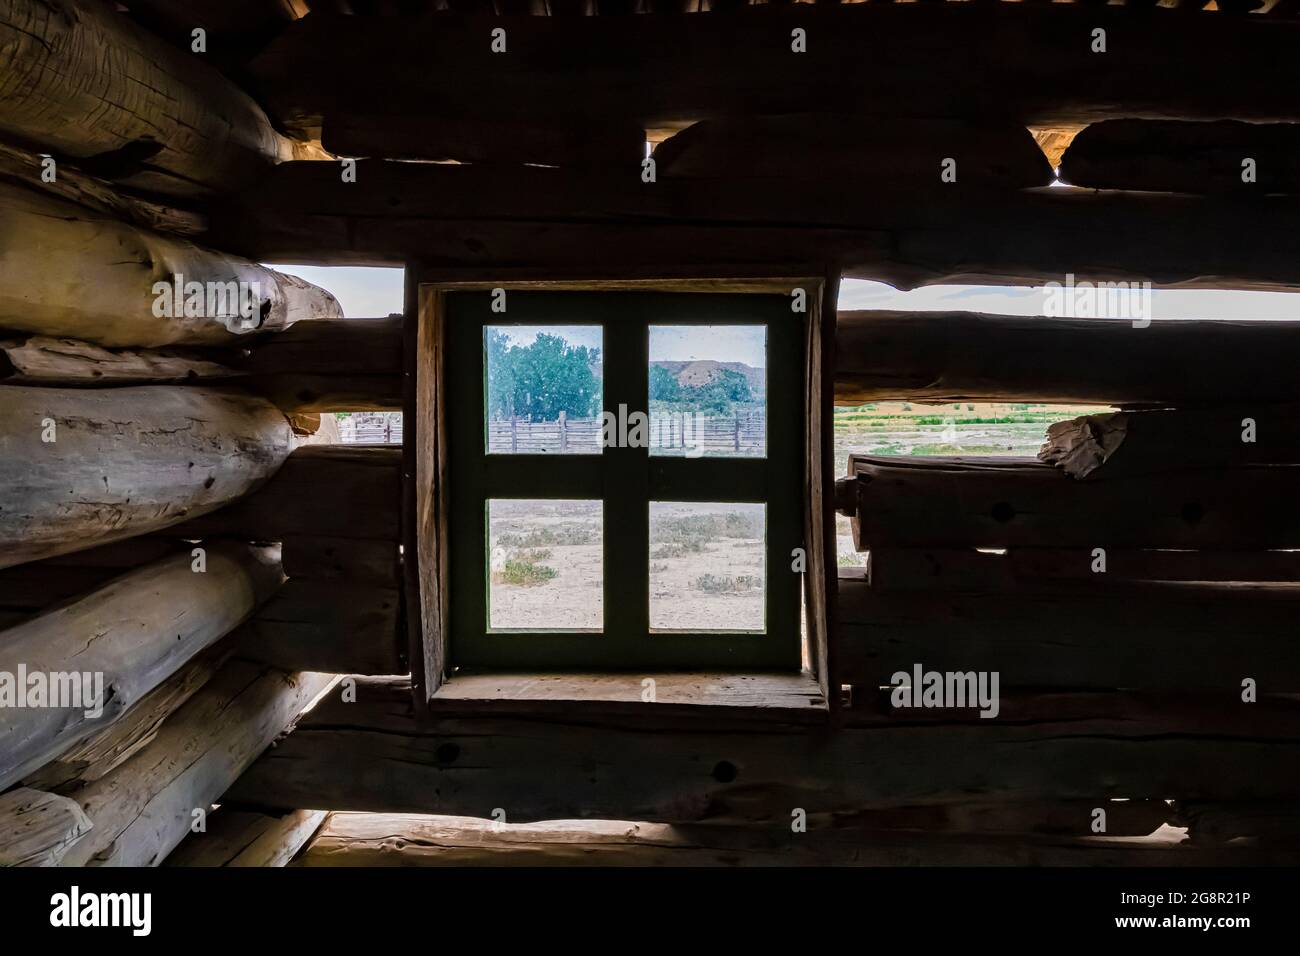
446,290,804,671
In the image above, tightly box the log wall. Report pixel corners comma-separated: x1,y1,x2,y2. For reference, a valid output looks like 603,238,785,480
5,0,1300,869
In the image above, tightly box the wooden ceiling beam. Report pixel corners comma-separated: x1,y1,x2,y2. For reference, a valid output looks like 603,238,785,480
249,7,1300,131
207,161,1300,291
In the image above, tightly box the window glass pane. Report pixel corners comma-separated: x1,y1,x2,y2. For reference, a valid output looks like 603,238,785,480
649,502,765,632
488,499,602,631
648,325,766,458
486,325,603,454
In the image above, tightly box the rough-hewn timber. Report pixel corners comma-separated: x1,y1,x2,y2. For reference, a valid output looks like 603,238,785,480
0,385,298,568
836,312,1300,406
0,787,92,866
841,455,1300,550
1039,406,1300,480
0,182,341,348
250,8,1300,133
290,813,1292,868
836,578,1300,692
173,445,401,542
0,140,206,236
0,335,241,386
248,316,403,413
225,678,1300,821
280,536,401,586
1060,119,1300,195
863,547,1300,590
61,662,334,867
164,808,327,867
235,580,404,675
23,647,230,793
205,162,1300,292
0,545,282,790
0,0,292,197
654,116,1053,187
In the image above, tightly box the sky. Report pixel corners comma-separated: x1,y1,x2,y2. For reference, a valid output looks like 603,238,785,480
264,264,1300,324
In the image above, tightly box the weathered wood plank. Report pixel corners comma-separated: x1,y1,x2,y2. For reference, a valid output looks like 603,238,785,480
0,0,291,197
0,335,241,386
280,535,400,585
293,812,1291,868
0,787,91,867
248,316,403,413
842,455,1300,550
23,646,230,792
235,580,404,675
864,547,1300,590
0,140,206,236
0,385,298,568
0,181,341,348
174,445,402,542
164,808,326,867
226,678,1300,820
0,545,282,790
836,312,1300,406
61,662,335,867
837,577,1300,692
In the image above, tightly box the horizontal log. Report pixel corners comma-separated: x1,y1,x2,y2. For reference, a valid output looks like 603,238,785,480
0,564,125,611
174,445,402,542
0,0,290,197
0,140,206,236
250,8,1300,133
61,662,335,867
1174,802,1300,845
325,114,645,168
865,547,1300,591
22,646,230,792
836,311,1300,406
0,544,282,790
0,335,241,386
836,578,1300,692
235,580,404,675
842,455,1300,550
165,808,327,867
654,116,1053,188
205,161,1300,292
280,536,401,586
226,677,1300,821
248,317,403,413
0,181,342,348
119,0,305,51
291,813,1289,868
1039,406,1300,480
0,787,91,867
0,385,298,568
1060,119,1300,195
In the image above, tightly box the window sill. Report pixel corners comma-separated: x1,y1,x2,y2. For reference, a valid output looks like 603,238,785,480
428,670,828,723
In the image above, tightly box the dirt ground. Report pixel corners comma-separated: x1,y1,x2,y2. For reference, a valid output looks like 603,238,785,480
487,499,765,632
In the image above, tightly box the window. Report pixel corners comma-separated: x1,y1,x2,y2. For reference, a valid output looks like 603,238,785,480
445,290,804,671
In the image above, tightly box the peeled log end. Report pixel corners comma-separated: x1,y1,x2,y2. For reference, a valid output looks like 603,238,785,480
0,788,92,867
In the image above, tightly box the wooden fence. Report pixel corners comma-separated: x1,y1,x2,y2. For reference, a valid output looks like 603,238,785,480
486,412,765,455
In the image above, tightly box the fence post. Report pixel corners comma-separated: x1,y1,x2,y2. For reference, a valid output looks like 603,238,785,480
511,415,518,453
733,413,740,452
559,410,567,453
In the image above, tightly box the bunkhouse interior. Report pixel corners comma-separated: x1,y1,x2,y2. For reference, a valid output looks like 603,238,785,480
2,0,1300,871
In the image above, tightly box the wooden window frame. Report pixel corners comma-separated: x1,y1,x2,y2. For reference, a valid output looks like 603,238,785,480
406,277,837,712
